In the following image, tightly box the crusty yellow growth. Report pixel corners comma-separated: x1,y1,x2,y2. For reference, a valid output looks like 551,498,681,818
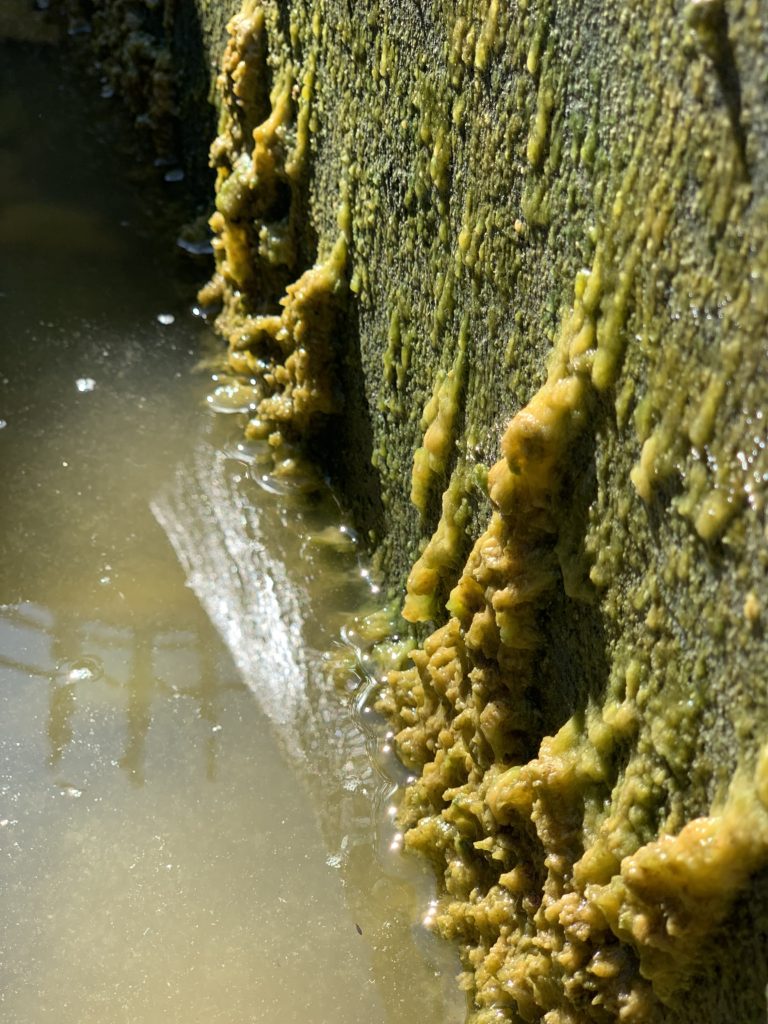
229,225,348,430
591,763,768,1003
197,2,767,1017
200,0,346,436
381,74,768,1018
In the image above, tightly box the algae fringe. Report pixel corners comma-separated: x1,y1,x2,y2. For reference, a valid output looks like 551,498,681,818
200,0,348,440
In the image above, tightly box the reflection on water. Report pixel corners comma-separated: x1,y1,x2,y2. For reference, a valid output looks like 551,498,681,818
0,602,232,784
0,30,464,1024
36,611,232,782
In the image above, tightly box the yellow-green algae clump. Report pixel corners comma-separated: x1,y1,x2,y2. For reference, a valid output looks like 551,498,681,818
200,0,349,438
198,0,768,1021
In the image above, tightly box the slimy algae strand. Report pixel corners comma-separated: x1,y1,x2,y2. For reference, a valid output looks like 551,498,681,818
410,324,467,518
403,463,472,623
187,0,768,1020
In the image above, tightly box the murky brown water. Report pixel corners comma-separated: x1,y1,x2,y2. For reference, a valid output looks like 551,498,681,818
0,36,463,1024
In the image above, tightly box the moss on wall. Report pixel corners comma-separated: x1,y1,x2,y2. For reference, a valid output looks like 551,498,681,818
68,0,768,1019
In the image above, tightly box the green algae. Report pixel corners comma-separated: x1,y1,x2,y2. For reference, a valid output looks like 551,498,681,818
198,0,352,437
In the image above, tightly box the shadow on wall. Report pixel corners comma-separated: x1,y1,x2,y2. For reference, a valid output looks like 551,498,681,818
170,0,227,198
669,870,768,1024
310,294,386,564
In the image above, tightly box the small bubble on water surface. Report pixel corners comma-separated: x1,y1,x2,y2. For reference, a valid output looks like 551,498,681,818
58,784,83,798
0,420,6,430
164,168,185,183
157,313,175,326
207,381,262,414
75,377,96,393
61,656,103,684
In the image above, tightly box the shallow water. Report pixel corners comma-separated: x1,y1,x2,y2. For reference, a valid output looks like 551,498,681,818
0,38,463,1024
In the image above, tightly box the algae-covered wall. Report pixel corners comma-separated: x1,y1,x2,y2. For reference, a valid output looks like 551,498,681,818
70,0,768,1020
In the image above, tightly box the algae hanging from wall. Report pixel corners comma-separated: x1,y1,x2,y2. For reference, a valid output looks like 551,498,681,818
200,0,351,442
376,1,768,1020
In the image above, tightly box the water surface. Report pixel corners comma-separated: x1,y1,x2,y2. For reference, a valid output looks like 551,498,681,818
0,38,463,1024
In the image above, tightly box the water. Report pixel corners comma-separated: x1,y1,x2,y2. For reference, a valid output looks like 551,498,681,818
0,35,464,1024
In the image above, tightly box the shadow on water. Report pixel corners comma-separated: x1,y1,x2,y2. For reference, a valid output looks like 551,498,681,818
6,602,235,783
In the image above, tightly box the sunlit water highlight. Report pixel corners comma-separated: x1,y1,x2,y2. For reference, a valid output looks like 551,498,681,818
0,38,463,1024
